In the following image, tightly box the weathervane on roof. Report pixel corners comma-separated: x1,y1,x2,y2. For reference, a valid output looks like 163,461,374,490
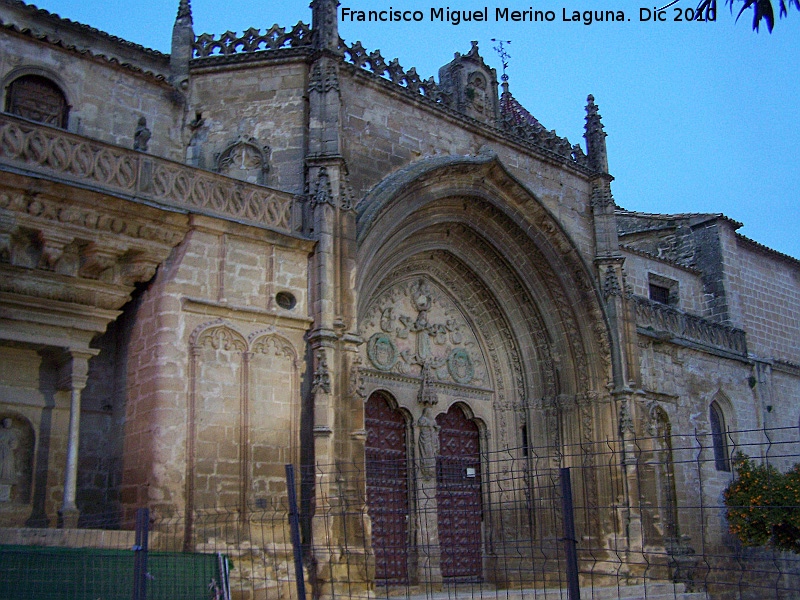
491,39,511,82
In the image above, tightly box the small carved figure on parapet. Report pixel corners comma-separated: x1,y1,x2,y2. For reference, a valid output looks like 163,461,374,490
133,117,151,152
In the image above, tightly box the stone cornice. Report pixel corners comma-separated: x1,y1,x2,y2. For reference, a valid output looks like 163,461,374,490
0,291,122,349
363,369,494,400
0,165,189,338
181,297,313,331
772,359,800,377
735,232,800,269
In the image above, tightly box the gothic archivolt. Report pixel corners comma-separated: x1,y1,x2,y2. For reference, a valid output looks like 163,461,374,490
356,154,612,397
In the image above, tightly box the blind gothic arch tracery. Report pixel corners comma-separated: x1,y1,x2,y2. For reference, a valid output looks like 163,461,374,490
186,320,300,515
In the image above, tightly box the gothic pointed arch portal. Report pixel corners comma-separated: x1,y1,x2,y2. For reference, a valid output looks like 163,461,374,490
355,152,619,586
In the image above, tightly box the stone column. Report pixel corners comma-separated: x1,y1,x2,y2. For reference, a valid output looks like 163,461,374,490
59,349,95,528
415,406,443,588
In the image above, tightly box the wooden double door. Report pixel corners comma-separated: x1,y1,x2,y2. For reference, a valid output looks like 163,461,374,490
365,393,483,585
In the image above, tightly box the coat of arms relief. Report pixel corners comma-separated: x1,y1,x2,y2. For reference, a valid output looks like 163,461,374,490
360,278,488,392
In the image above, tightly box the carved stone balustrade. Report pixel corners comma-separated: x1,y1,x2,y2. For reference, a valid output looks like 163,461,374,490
633,295,748,358
0,112,298,235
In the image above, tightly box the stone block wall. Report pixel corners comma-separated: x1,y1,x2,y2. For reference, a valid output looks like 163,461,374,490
340,75,597,262
120,213,313,516
623,251,706,315
0,26,183,161
188,59,308,194
723,235,800,364
637,340,759,553
769,368,800,437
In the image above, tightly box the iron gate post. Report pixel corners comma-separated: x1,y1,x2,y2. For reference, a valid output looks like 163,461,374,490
560,467,581,600
286,464,307,600
132,507,149,600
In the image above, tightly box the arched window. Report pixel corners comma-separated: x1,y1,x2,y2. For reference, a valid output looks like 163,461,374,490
709,400,730,472
5,75,69,128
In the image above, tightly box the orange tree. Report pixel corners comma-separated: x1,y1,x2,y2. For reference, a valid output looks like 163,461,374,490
724,453,800,553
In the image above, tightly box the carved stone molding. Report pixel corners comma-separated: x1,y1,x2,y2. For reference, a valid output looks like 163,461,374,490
633,295,747,358
360,277,489,389
311,167,335,209
603,265,622,299
309,61,340,94
0,113,296,233
312,349,332,395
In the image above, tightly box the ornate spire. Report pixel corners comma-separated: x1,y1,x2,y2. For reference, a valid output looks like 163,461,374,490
171,0,195,89
311,0,340,52
584,94,609,174
176,0,192,21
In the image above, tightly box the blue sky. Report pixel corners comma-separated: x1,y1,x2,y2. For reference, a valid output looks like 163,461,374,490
29,1,800,258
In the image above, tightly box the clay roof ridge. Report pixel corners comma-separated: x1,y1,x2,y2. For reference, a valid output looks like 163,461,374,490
615,208,744,228
4,0,168,58
499,88,543,130
0,16,168,82
735,233,800,265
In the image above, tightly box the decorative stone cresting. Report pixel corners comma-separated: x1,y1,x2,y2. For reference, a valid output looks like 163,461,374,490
191,16,589,170
193,22,312,57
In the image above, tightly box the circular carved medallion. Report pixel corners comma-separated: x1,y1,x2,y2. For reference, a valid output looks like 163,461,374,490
447,348,474,384
367,333,398,371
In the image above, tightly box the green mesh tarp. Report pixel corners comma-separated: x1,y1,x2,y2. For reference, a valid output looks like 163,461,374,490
0,545,222,600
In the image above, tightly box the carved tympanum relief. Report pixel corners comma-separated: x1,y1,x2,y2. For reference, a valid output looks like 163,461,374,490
360,278,487,389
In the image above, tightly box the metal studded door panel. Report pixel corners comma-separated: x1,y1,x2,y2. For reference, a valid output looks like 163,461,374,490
365,394,410,584
436,406,483,581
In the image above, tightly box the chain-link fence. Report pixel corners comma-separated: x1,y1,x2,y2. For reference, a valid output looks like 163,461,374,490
1,425,798,600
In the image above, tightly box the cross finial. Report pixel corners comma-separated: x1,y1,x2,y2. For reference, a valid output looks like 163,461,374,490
491,39,511,82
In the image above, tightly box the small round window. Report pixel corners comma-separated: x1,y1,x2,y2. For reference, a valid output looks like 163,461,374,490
275,291,297,310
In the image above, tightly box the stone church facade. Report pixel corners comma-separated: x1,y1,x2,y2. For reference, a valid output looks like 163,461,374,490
0,0,798,595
